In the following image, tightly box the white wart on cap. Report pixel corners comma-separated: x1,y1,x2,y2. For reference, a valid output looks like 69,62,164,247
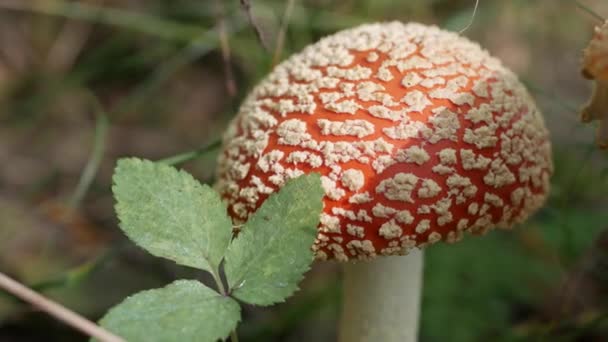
216,22,553,261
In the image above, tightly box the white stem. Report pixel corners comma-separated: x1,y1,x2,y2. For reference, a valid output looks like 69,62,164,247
339,250,424,342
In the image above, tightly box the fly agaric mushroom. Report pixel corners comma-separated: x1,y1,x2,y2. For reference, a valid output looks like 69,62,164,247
582,19,608,149
216,22,552,342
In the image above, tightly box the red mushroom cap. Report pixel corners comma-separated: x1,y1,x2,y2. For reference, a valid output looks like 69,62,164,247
216,22,553,261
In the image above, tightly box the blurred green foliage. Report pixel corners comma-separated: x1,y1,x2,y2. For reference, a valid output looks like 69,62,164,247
1,0,608,341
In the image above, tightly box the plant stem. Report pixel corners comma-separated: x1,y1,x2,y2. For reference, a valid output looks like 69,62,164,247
211,269,239,342
211,269,228,296
339,250,424,342
239,0,270,51
272,0,296,66
457,0,480,34
574,0,605,22
215,0,237,97
157,139,222,166
68,112,108,210
0,272,124,342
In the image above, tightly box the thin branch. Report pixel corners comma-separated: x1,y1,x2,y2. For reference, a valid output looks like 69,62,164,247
210,269,239,342
575,1,605,22
0,272,124,342
0,12,31,72
157,139,222,166
458,0,480,34
46,21,93,71
46,0,103,72
68,104,108,210
272,0,296,66
239,0,270,51
216,0,237,97
230,330,240,342
31,246,121,293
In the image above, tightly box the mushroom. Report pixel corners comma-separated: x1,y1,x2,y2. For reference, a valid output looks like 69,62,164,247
581,20,608,149
216,22,553,341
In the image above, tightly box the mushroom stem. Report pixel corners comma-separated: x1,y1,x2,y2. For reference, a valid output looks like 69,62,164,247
339,250,424,342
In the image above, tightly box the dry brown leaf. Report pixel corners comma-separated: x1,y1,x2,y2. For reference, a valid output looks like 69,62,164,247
581,20,608,149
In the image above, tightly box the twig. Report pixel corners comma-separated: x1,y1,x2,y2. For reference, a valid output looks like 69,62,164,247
239,0,270,51
575,1,605,22
216,0,237,97
210,269,239,342
0,272,124,342
272,0,296,66
46,0,103,72
68,104,108,210
458,0,480,34
0,12,31,72
157,139,222,166
32,246,121,293
46,20,93,71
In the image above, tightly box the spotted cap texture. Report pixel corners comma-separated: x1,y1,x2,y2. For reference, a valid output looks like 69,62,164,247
216,22,553,261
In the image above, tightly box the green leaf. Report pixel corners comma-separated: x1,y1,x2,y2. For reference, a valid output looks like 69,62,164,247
223,174,324,306
112,158,232,272
97,280,240,342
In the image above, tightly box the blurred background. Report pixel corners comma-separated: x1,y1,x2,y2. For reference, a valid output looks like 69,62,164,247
1,0,608,341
